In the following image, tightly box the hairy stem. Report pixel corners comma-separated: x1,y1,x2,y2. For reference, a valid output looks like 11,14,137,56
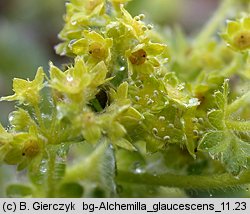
226,91,250,116
226,120,250,131
116,170,250,189
34,104,45,130
47,149,56,197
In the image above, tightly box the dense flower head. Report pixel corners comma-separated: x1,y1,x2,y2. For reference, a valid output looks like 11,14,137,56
1,0,250,198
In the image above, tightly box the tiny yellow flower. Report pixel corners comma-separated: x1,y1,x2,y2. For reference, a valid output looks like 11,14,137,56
221,17,250,51
49,57,90,95
70,31,113,64
118,6,147,40
81,111,102,144
126,40,168,75
1,126,42,168
49,57,109,101
1,67,45,106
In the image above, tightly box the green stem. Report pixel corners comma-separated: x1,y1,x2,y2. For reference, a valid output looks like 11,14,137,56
226,120,250,131
226,91,250,116
116,170,250,189
49,107,58,144
195,0,233,47
47,149,56,197
34,104,45,130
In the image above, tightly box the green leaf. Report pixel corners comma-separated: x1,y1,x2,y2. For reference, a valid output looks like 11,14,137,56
198,131,224,153
208,110,225,130
199,131,250,175
223,139,250,175
6,184,32,197
214,91,226,110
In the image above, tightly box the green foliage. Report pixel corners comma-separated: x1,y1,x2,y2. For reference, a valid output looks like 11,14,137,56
199,80,250,175
0,0,250,197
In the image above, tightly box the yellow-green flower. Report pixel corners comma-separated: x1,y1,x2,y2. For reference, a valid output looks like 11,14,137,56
221,17,250,51
69,30,113,65
1,67,45,106
81,111,102,144
80,82,138,151
49,57,109,101
0,125,43,170
0,124,13,162
49,57,90,95
126,39,168,75
55,0,109,56
118,6,147,40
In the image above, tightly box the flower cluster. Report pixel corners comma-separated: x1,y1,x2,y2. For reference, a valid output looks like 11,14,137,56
0,0,250,198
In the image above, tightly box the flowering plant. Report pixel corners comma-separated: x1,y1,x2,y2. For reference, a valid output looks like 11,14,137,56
0,0,250,197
